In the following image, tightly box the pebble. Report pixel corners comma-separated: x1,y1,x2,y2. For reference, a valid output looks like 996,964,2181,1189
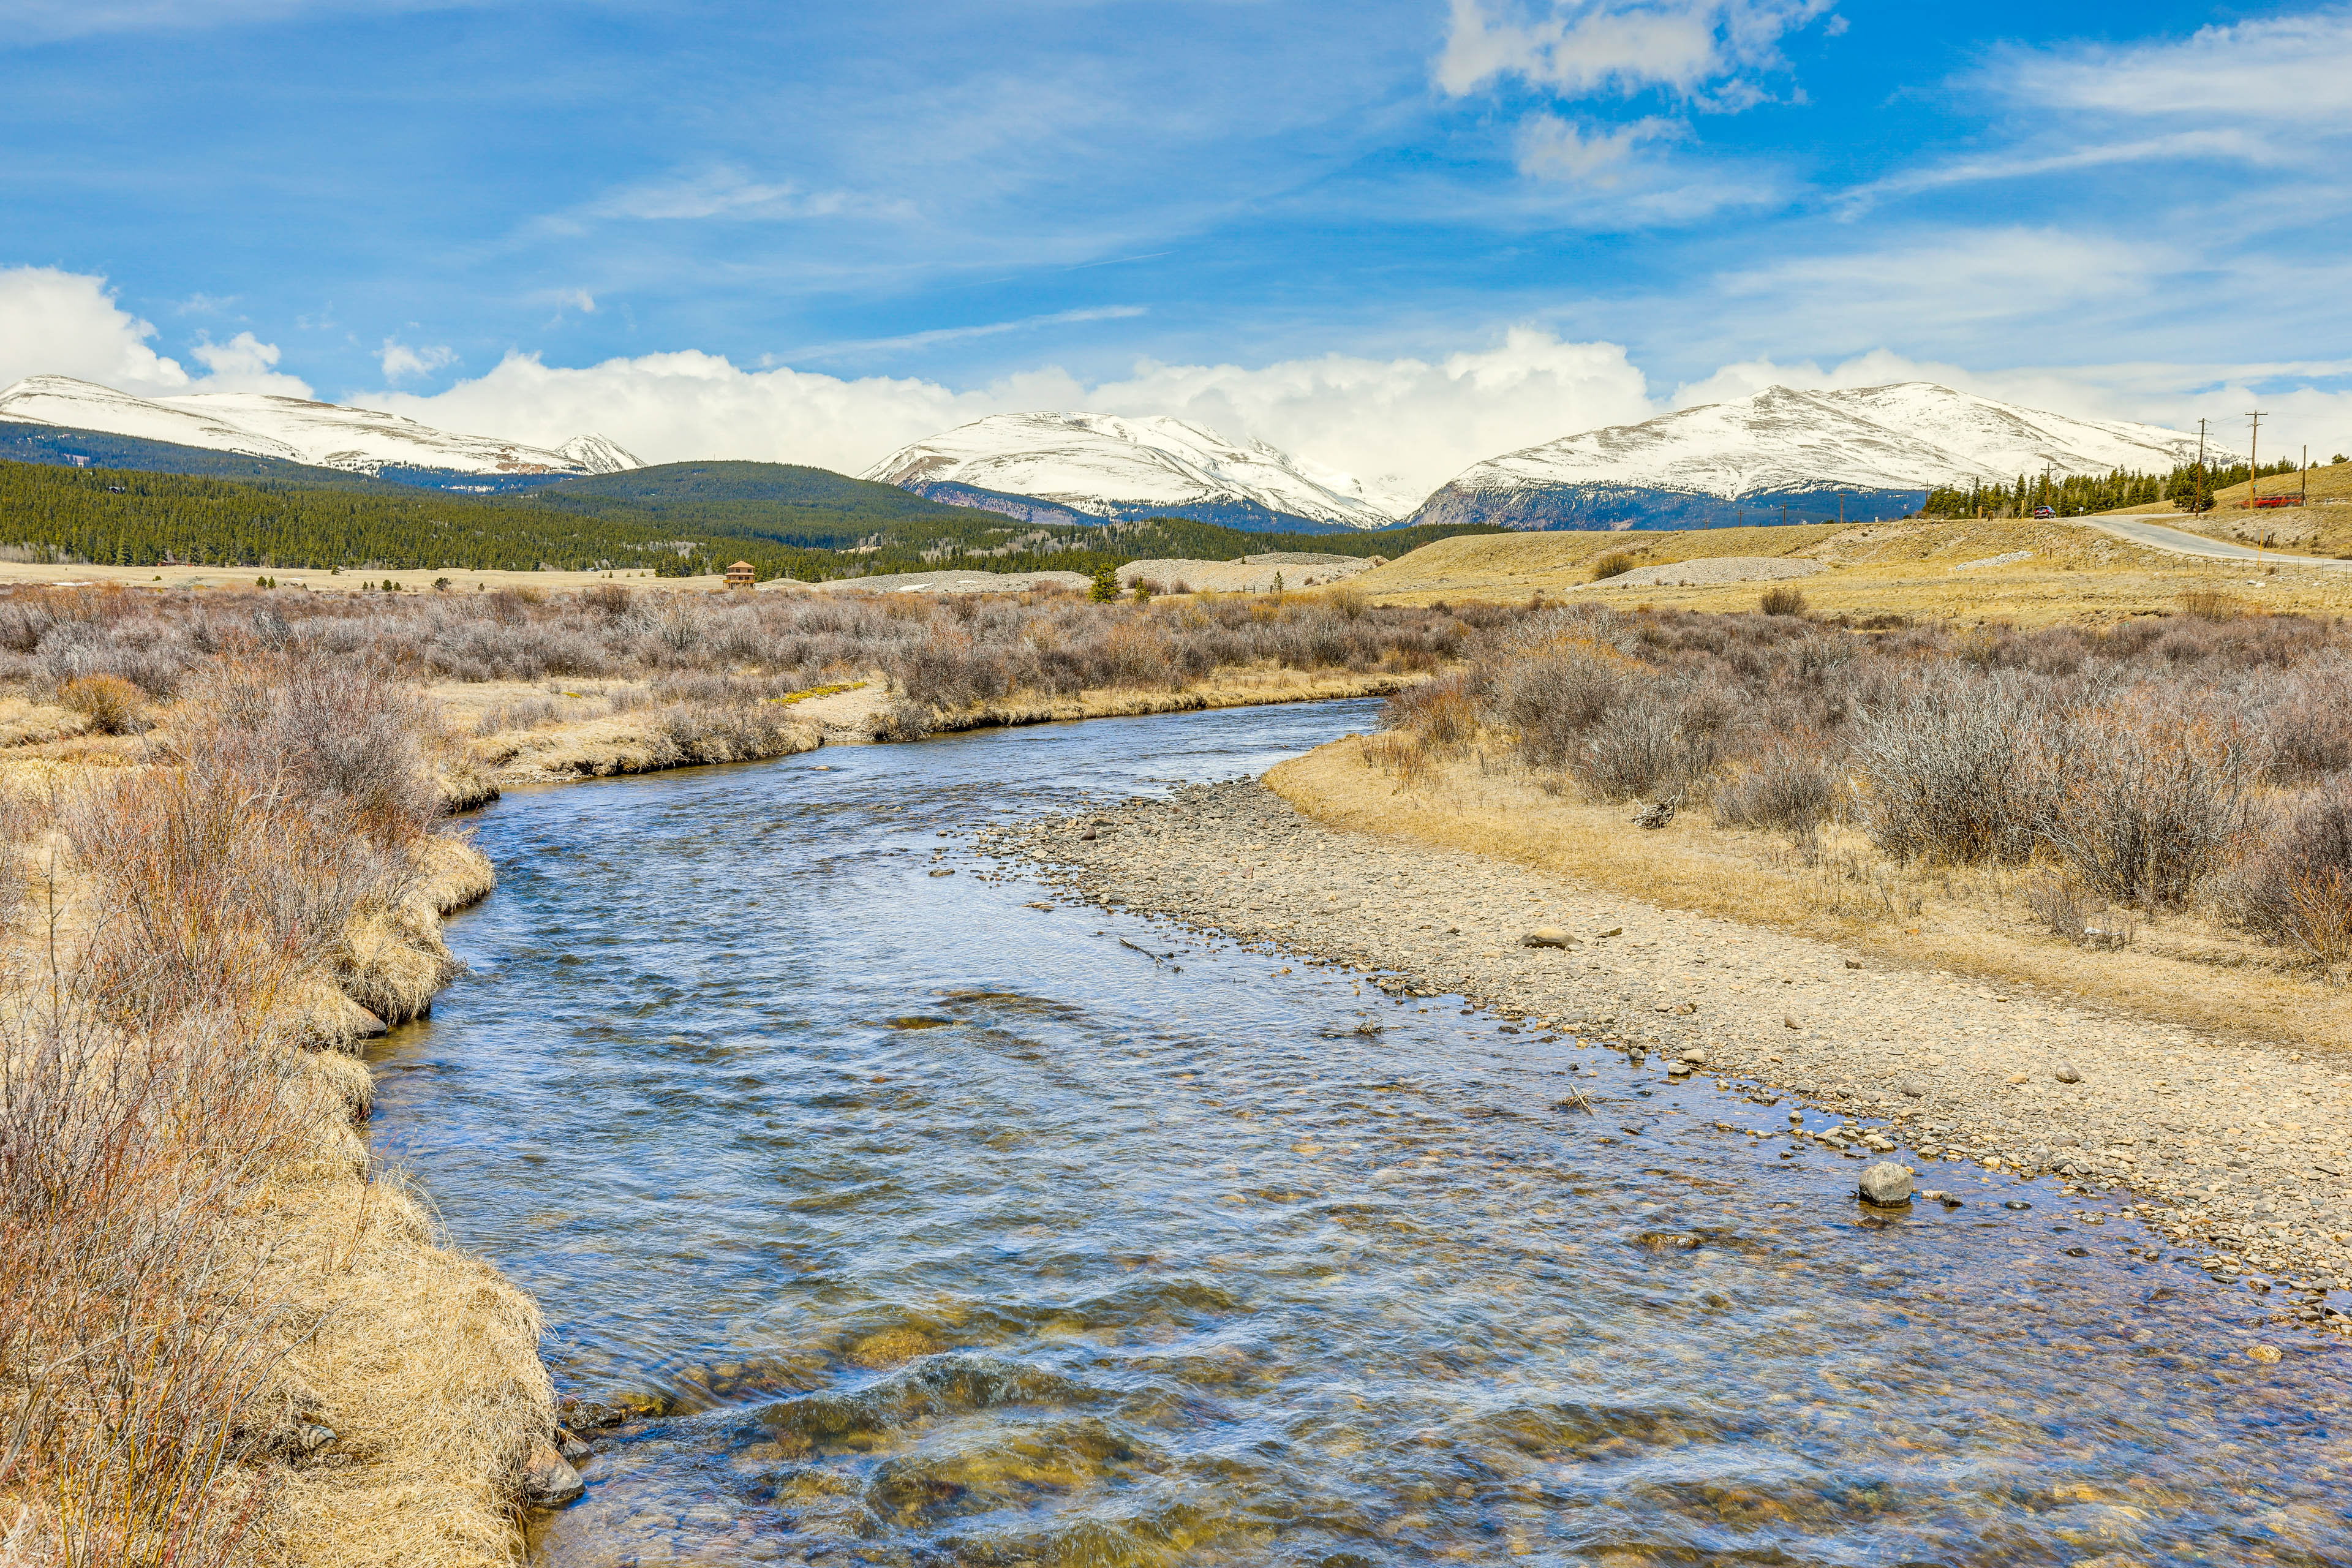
1521,926,1577,948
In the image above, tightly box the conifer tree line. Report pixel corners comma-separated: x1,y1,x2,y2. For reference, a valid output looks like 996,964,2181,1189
0,459,1498,579
1921,457,2305,519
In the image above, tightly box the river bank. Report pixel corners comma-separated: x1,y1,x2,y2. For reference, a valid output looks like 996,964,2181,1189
982,771,2352,1311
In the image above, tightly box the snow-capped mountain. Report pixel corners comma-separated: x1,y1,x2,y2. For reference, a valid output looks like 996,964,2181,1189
862,412,1411,532
0,375,639,480
1412,383,2216,530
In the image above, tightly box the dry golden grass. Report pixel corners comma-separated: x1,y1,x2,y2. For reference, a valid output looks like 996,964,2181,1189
1348,518,2352,625
930,666,1428,733
1272,738,2351,1056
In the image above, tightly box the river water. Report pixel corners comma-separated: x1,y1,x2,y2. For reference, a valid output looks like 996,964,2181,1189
372,701,2352,1567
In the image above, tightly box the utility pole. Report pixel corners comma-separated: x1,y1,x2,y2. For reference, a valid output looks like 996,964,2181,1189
2304,444,2310,505
2246,409,2267,508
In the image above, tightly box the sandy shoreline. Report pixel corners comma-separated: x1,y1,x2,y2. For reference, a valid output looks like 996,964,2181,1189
978,774,2352,1316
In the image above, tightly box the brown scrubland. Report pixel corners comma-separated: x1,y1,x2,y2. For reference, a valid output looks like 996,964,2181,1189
0,578,1494,1567
1318,596,2351,1054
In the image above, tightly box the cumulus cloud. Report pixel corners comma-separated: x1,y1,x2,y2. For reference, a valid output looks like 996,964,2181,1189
1435,0,1834,104
360,327,1657,503
379,338,459,381
0,266,311,396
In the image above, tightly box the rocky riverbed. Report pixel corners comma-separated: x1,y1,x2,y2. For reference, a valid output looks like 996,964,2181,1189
976,776,2352,1317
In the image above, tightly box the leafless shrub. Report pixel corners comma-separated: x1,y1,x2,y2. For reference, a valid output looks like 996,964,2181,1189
2021,874,2090,942
1589,552,1636,582
2039,703,2261,908
2262,654,2352,780
581,582,633,618
1713,741,1844,837
1325,581,1369,619
1491,644,1624,771
1569,686,1725,802
2218,780,2352,967
872,699,935,742
1758,585,1808,617
1851,668,2062,865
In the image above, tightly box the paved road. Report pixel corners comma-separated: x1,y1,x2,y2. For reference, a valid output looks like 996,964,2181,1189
2094,516,2352,570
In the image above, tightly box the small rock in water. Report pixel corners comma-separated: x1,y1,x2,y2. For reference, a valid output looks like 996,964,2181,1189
1858,1162,1915,1207
1635,1231,1703,1250
2054,1061,2082,1084
1679,1049,1706,1063
928,868,956,877
1521,926,1578,948
522,1442,586,1506
2248,1343,2283,1364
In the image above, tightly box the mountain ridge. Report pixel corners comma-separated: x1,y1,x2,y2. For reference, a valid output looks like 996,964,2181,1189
862,411,1407,532
0,375,640,489
1411,382,2216,530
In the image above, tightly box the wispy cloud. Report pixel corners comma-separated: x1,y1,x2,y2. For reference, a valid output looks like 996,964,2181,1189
783,306,1150,362
582,168,910,223
379,337,458,380
1848,6,2352,211
1435,0,1835,105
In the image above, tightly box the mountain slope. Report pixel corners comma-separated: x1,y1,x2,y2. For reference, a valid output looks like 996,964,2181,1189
0,375,639,489
862,412,1409,532
1412,383,2215,531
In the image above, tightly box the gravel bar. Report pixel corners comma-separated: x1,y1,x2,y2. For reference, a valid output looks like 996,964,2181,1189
977,777,2352,1319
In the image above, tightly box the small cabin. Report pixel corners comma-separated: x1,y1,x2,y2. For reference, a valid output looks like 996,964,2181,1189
724,560,756,589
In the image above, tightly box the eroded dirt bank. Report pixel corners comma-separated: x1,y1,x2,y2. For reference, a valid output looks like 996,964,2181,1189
978,776,2352,1314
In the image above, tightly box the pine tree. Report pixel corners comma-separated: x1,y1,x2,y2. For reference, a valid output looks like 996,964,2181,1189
1090,562,1120,603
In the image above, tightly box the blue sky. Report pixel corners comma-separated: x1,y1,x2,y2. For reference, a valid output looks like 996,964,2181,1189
3,0,2348,489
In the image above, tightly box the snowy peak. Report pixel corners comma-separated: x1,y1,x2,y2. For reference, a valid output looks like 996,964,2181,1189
0,375,641,480
862,411,1408,530
1414,382,2214,530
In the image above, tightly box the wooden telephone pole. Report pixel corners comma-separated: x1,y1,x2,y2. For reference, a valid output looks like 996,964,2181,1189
2245,409,2267,507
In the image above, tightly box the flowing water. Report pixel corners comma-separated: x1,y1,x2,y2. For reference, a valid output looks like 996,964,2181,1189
372,701,2352,1567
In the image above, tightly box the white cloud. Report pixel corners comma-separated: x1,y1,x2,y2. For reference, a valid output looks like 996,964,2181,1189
1855,7,2352,208
786,306,1150,362
360,327,1657,501
189,330,309,393
2007,7,2352,125
0,266,311,396
581,168,907,224
1515,113,1686,184
379,338,458,381
1435,0,1834,104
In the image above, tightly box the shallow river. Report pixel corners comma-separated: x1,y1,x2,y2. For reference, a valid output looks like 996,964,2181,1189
373,701,2352,1567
